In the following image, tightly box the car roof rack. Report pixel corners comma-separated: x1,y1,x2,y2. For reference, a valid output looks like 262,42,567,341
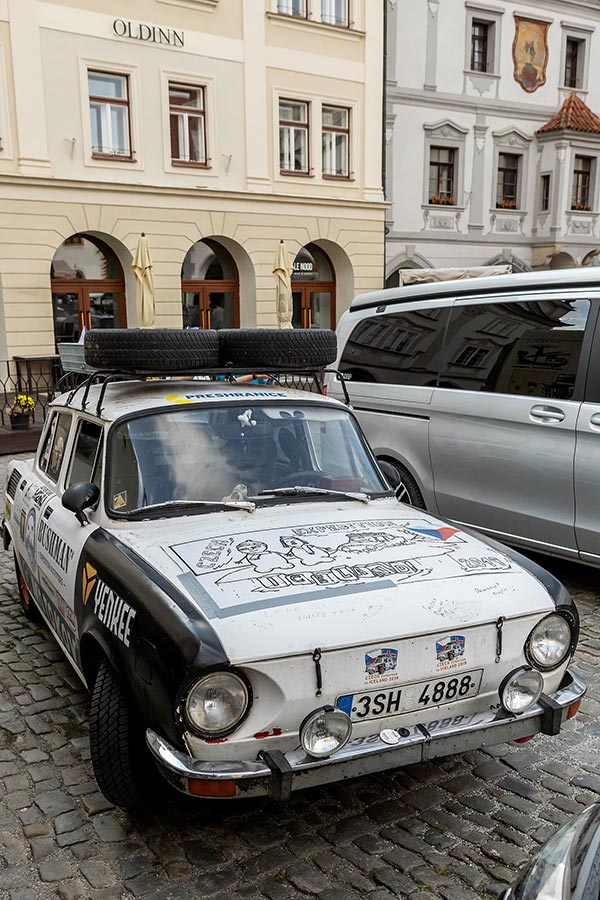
58,365,351,417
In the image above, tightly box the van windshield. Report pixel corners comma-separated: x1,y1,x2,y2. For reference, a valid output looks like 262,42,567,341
108,404,387,515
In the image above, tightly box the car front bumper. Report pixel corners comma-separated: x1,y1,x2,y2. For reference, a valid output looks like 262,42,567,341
146,668,585,801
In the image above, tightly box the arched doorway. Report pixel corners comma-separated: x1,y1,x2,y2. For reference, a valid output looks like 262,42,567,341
51,235,126,343
292,243,336,329
181,239,240,329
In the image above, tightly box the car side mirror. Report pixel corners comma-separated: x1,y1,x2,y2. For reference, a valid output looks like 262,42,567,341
62,482,100,526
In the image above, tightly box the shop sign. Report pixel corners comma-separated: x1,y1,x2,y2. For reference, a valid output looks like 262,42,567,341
112,19,185,48
293,261,315,273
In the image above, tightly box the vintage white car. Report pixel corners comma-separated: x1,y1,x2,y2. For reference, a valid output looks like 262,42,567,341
1,328,585,811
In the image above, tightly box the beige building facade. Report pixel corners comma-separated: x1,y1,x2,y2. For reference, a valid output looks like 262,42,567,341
0,0,385,360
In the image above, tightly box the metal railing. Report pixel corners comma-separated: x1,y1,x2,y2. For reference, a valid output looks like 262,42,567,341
0,359,85,427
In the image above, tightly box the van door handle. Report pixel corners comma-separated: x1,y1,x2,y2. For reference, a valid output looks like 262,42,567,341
530,405,565,424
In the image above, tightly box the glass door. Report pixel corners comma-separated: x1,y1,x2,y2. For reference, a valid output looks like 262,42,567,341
88,292,122,329
308,290,333,329
52,291,84,343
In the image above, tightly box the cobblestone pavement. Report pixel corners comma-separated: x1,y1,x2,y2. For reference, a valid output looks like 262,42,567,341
1,454,600,900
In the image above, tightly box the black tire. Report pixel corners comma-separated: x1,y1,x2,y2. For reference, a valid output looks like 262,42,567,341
378,459,426,509
14,554,40,621
218,329,337,370
89,660,163,812
84,329,219,372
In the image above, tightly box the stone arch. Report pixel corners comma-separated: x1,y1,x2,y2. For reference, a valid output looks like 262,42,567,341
308,238,354,322
386,249,434,288
180,235,257,328
485,252,531,273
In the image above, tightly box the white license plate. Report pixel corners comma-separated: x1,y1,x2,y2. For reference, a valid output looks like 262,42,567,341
336,669,483,722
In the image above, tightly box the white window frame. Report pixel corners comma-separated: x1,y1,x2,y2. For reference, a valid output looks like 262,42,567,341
160,70,217,177
423,121,468,209
79,58,143,171
276,0,307,17
570,153,596,212
279,97,311,175
321,0,350,28
491,129,532,213
560,23,593,92
464,3,504,75
322,104,351,179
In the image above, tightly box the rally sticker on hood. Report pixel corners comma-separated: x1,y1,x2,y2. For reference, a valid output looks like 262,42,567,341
170,519,514,620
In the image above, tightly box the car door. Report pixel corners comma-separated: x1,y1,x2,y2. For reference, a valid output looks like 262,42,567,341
574,300,600,563
18,413,103,675
429,292,594,555
335,303,451,507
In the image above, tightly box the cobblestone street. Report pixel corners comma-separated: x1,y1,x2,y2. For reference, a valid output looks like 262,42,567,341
1,455,599,900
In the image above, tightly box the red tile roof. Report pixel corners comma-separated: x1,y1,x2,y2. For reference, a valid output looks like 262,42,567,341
537,92,600,135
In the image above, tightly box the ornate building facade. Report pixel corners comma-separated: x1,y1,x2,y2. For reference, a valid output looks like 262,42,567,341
0,0,385,359
386,0,600,282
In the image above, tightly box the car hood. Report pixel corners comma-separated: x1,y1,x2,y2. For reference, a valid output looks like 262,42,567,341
112,499,555,664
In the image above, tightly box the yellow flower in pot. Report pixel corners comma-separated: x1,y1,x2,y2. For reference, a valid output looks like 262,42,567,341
10,394,35,430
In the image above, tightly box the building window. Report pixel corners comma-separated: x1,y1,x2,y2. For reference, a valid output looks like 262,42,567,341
564,37,583,89
279,99,309,174
169,83,207,167
277,0,307,15
540,173,551,212
428,147,455,204
322,105,350,178
88,71,132,160
572,156,592,210
496,153,520,209
454,346,490,368
471,21,489,72
321,0,349,28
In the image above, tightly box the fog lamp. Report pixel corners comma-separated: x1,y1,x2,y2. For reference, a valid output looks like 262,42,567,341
500,667,543,714
300,706,352,759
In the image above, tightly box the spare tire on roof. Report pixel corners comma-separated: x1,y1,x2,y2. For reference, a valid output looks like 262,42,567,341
218,329,337,370
84,329,219,372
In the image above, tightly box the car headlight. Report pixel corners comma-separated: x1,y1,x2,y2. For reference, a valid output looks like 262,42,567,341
526,613,573,671
300,706,352,759
500,667,543,714
185,671,250,737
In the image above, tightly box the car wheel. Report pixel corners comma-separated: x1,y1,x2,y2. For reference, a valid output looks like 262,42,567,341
217,328,337,370
89,659,164,812
378,459,426,509
14,554,40,621
84,328,219,372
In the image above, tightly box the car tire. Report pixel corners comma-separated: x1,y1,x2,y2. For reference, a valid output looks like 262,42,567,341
218,329,337,370
377,459,426,509
84,329,219,372
14,554,40,621
89,659,164,812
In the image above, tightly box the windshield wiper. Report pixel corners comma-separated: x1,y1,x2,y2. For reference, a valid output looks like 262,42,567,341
258,486,369,504
129,499,256,515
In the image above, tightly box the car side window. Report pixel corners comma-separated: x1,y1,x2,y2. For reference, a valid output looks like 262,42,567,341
439,298,591,400
339,307,449,385
67,420,104,489
41,413,72,483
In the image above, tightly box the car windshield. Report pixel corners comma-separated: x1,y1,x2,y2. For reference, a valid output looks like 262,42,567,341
108,403,387,514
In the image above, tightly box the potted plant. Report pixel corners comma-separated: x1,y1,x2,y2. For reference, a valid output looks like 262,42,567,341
10,394,35,430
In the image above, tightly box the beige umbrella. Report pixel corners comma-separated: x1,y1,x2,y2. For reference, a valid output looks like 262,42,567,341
132,233,155,328
273,240,294,329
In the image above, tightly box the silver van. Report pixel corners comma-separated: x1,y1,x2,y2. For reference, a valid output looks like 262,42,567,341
330,268,600,567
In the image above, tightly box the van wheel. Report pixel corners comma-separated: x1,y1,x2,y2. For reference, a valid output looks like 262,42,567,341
89,660,165,813
14,554,40,621
378,460,426,509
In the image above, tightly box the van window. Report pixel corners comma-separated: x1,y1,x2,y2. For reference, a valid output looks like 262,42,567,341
67,420,104,489
439,298,590,399
339,307,449,385
40,413,72,482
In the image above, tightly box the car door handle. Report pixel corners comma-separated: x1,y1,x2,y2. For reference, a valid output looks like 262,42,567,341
590,413,600,429
530,405,565,424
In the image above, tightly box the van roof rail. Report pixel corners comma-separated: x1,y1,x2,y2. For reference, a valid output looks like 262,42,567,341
350,267,600,312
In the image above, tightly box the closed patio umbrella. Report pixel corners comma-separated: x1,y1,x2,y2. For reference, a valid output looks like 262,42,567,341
132,233,155,328
273,240,294,329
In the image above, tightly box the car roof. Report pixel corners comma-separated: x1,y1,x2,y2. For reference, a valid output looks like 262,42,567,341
50,379,345,421
350,266,600,311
